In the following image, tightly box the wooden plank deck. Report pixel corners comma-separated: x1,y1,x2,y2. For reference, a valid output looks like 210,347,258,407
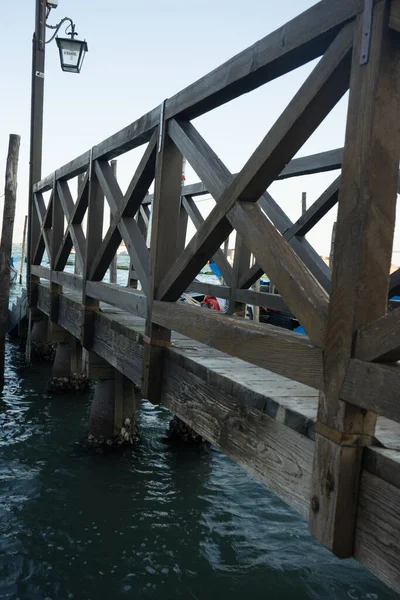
35,282,400,592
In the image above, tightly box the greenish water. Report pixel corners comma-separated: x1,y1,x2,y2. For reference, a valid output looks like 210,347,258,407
0,342,398,600
4,247,397,599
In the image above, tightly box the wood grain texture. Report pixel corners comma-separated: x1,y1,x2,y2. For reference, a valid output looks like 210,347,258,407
309,434,362,557
143,131,184,402
152,300,324,389
311,4,400,559
85,281,147,318
355,306,400,362
355,471,400,594
323,3,400,430
341,359,400,423
162,357,314,519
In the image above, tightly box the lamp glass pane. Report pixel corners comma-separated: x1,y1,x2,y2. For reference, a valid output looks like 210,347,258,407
59,39,81,70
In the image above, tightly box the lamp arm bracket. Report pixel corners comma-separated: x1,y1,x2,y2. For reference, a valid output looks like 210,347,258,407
45,16,76,44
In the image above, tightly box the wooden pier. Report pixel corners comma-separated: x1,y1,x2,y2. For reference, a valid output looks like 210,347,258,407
24,0,400,593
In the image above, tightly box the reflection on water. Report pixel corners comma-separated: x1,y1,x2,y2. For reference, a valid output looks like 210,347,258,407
0,342,397,600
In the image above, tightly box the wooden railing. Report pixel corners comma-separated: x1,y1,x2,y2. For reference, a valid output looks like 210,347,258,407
30,0,400,569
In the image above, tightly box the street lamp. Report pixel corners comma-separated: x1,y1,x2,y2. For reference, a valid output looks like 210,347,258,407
56,36,88,73
47,16,88,73
26,0,88,360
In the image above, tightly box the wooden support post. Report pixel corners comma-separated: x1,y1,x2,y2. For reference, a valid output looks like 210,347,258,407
50,177,63,323
329,221,336,271
74,173,86,276
70,335,82,374
142,126,183,403
0,134,20,381
252,278,260,323
128,204,150,288
109,160,118,284
310,2,400,558
301,191,307,215
228,236,251,315
87,364,137,442
19,215,27,285
81,155,104,349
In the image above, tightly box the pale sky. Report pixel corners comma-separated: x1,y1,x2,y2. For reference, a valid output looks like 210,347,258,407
1,1,400,262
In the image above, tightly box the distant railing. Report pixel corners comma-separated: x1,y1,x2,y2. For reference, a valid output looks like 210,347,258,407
30,0,400,581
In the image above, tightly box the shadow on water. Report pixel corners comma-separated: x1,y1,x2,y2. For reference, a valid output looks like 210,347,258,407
0,341,397,600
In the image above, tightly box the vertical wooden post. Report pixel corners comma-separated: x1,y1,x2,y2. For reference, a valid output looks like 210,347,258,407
50,176,63,323
301,191,307,215
329,221,336,271
310,2,400,558
81,153,104,350
228,235,251,315
19,215,28,285
252,278,260,322
74,173,86,276
142,122,183,403
109,160,118,284
128,204,150,288
176,200,189,257
0,134,20,380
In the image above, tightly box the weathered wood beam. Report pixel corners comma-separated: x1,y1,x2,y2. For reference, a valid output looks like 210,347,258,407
157,147,345,200
33,0,366,194
143,130,184,402
227,235,252,314
152,300,323,389
390,0,400,32
85,281,147,318
32,191,52,264
342,360,400,424
228,201,328,346
182,195,233,285
161,25,352,305
56,180,86,272
310,2,400,558
93,160,150,295
31,265,51,279
283,175,341,239
50,180,64,322
81,158,104,349
355,307,400,362
258,192,332,292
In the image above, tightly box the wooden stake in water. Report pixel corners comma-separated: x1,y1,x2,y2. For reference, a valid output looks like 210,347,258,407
0,134,21,381
19,214,28,285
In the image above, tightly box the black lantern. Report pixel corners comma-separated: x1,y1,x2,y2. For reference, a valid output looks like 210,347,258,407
56,36,88,73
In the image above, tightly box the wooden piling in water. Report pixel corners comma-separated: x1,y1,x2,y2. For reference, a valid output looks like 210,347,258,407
0,134,20,381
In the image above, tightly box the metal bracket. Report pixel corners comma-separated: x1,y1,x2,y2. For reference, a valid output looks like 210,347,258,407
158,100,167,153
360,0,374,65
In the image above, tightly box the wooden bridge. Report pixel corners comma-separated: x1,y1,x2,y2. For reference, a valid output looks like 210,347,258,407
24,0,400,593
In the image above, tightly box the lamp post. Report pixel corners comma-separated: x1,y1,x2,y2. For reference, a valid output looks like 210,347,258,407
26,0,88,361
27,0,88,303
